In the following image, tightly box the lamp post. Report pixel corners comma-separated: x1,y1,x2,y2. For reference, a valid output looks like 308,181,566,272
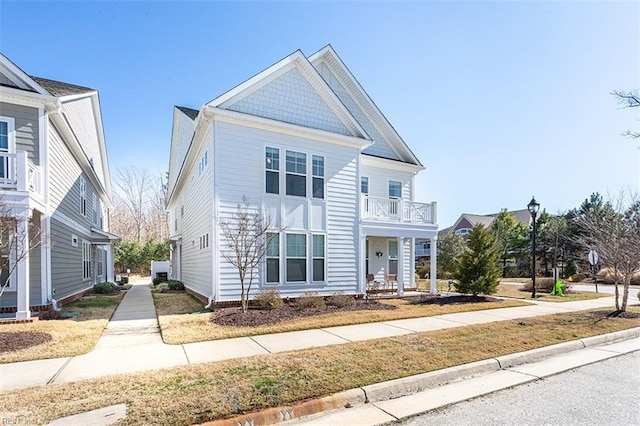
527,197,540,299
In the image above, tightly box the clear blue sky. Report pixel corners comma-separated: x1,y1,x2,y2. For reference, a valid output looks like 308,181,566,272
1,0,638,227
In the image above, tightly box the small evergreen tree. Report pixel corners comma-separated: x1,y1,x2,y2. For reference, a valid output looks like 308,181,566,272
454,224,501,296
437,233,466,278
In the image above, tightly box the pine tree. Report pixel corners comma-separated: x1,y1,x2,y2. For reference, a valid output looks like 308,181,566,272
454,224,501,296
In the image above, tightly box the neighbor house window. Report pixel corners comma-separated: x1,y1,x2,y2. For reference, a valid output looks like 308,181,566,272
361,176,369,195
82,241,91,280
265,147,279,194
266,233,280,283
312,155,324,199
286,233,306,282
0,236,15,291
388,181,402,198
79,178,87,216
285,150,306,197
0,117,15,180
312,234,325,282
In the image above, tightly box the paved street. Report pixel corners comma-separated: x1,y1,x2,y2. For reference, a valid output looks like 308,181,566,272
398,351,640,426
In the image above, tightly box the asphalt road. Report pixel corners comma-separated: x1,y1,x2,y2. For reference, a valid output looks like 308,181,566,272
397,351,640,426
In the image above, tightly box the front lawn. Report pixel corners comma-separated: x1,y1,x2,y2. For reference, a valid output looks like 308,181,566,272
0,293,123,364
494,283,610,302
153,292,529,345
2,308,638,425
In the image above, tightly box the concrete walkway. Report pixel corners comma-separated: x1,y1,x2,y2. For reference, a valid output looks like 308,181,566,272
0,281,628,393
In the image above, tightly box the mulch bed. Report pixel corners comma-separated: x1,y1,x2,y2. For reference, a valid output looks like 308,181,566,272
211,300,395,327
590,310,640,319
0,332,52,353
405,294,502,305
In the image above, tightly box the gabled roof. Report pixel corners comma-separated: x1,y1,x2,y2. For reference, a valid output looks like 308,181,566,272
445,209,534,236
308,45,423,167
31,76,95,97
176,106,199,120
207,49,371,140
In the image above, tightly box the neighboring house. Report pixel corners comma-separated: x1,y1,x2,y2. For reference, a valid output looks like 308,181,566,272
167,45,439,303
0,54,117,319
415,209,533,263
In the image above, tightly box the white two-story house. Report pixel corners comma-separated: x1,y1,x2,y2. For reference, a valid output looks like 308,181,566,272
167,46,438,304
0,54,117,319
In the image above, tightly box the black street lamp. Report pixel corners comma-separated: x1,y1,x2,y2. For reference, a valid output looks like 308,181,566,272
527,196,540,298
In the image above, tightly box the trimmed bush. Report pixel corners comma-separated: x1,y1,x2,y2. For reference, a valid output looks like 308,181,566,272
522,277,555,292
167,280,185,291
154,283,170,293
254,287,284,310
415,265,430,279
94,282,116,294
119,276,129,285
570,273,587,283
327,292,355,308
296,291,325,309
152,277,167,286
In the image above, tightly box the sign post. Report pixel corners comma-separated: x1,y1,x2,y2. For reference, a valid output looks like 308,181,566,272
588,250,599,293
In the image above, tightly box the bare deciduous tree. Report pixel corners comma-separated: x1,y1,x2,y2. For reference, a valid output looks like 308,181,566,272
113,166,152,243
219,197,286,313
0,202,46,298
575,193,640,312
612,89,639,138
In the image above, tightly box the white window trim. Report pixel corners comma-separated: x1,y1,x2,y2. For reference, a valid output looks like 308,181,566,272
285,150,307,198
1,246,17,292
265,232,281,285
388,180,402,199
361,176,369,195
311,155,324,200
0,116,16,153
285,232,307,283
82,240,91,281
312,233,326,283
79,177,87,216
265,146,280,195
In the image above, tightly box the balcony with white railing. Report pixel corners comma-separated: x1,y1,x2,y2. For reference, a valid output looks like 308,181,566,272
0,151,43,200
361,195,436,225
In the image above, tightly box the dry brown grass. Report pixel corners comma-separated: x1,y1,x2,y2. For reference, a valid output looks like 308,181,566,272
0,294,123,364
494,284,609,302
2,308,638,425
155,293,529,345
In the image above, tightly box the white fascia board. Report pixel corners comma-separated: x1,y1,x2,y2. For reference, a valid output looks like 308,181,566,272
204,106,372,150
0,86,58,109
361,222,439,239
0,54,51,95
361,153,424,174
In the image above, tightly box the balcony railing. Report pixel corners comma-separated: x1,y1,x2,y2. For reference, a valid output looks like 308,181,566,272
361,195,436,224
0,151,43,197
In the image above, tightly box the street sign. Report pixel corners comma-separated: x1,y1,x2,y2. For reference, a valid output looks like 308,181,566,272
588,250,598,266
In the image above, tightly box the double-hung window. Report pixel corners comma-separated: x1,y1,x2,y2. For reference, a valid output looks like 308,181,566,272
0,117,15,181
312,234,325,282
388,180,402,216
312,155,324,199
265,147,279,194
286,233,306,282
96,247,104,277
286,151,306,197
79,178,87,216
361,176,369,195
82,241,91,280
266,233,280,283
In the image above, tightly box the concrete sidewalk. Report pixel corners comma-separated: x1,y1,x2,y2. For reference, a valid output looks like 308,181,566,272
0,282,626,393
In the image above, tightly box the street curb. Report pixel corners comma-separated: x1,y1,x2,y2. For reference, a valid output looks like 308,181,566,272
202,327,640,426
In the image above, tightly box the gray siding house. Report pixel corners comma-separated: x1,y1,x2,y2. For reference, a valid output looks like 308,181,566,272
0,54,117,319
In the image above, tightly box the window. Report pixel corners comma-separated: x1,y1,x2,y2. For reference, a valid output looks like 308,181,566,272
0,235,14,291
265,147,279,194
198,150,209,176
388,240,398,275
455,228,470,236
286,233,306,282
361,176,369,195
266,233,280,283
79,178,87,216
0,117,15,180
286,151,306,197
389,181,402,199
96,247,104,277
312,155,324,199
312,234,325,282
82,241,91,280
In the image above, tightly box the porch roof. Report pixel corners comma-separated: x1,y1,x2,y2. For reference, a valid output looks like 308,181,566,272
91,227,119,244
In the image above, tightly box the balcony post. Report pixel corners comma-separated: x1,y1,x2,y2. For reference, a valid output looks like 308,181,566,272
430,235,438,294
432,201,438,225
16,151,28,192
397,237,404,296
15,211,31,320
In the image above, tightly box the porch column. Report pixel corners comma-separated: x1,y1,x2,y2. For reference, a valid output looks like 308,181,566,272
16,215,30,320
359,235,366,293
106,245,114,283
397,236,404,296
430,235,438,294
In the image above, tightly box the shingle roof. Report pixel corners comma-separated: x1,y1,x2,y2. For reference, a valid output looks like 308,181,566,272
31,76,95,97
176,106,199,120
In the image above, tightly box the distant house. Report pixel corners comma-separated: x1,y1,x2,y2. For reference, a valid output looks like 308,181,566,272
415,209,533,263
0,54,117,319
166,45,440,302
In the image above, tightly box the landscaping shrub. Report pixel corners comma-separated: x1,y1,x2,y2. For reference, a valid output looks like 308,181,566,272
154,283,170,293
118,276,129,285
522,277,556,292
152,277,168,286
93,282,116,294
570,273,587,283
415,265,430,279
167,280,185,291
564,259,577,278
253,287,284,310
39,310,67,320
327,292,355,308
296,291,325,309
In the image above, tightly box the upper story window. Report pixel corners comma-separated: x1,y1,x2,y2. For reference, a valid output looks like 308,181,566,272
389,181,402,199
79,178,87,216
198,150,209,176
455,228,470,236
0,117,15,180
286,150,306,197
361,176,369,195
312,155,324,199
265,147,279,194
